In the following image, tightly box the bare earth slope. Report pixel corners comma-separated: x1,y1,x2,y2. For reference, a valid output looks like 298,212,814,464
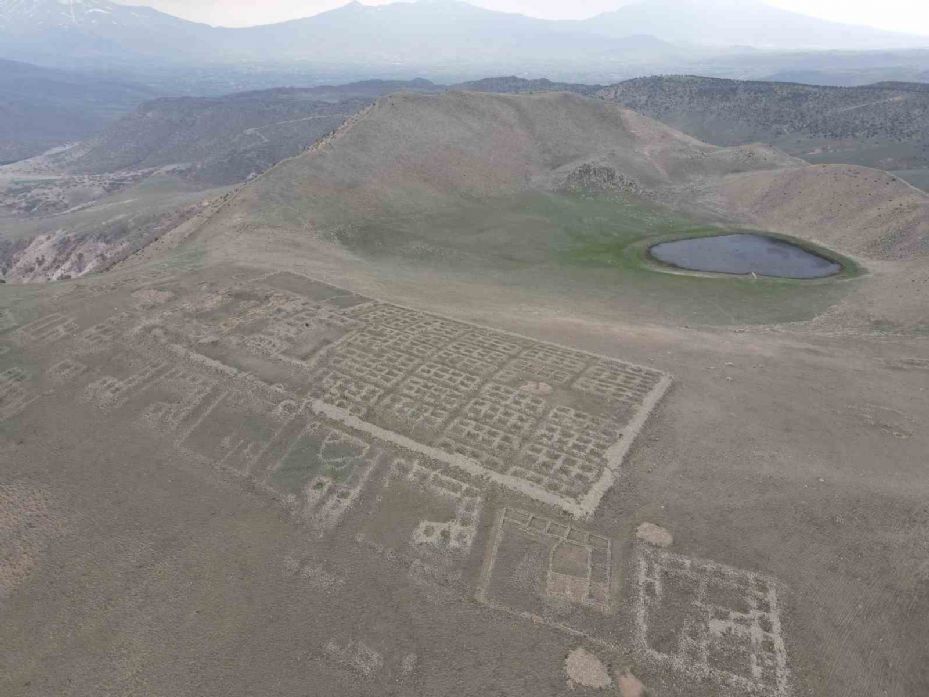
206,90,797,237
707,164,929,259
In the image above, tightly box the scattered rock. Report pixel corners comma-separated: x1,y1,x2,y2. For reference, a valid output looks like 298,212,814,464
564,163,641,195
131,288,175,307
282,555,300,575
636,522,673,548
324,638,383,678
0,483,64,598
565,647,612,690
400,653,418,680
617,670,647,697
299,563,344,591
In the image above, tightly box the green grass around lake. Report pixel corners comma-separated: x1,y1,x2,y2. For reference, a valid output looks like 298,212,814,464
325,190,864,326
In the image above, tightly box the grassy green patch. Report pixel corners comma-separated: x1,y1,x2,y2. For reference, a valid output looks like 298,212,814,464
326,190,864,327
551,193,861,325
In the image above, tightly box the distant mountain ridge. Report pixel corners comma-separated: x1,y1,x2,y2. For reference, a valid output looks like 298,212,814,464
0,57,154,163
0,0,215,64
1,0,926,73
32,79,439,185
599,76,929,141
581,0,929,50
596,75,929,175
0,0,681,69
16,71,929,184
453,76,601,96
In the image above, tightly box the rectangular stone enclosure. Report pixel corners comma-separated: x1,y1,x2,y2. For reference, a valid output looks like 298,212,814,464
298,278,671,518
10,270,670,519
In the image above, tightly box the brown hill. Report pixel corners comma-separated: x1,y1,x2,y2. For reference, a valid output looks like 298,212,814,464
197,90,926,263
202,91,795,232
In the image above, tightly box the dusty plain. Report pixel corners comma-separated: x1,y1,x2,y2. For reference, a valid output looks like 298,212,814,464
1,91,928,697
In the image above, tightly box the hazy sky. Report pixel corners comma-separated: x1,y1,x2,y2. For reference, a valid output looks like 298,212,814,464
116,0,929,35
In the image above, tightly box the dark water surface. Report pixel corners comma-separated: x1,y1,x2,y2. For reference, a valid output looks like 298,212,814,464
649,234,842,279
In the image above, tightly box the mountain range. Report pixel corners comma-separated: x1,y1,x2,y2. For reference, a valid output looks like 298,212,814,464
0,0,679,69
6,70,929,283
51,81,441,185
0,0,927,74
579,0,928,50
0,57,153,163
599,76,929,176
